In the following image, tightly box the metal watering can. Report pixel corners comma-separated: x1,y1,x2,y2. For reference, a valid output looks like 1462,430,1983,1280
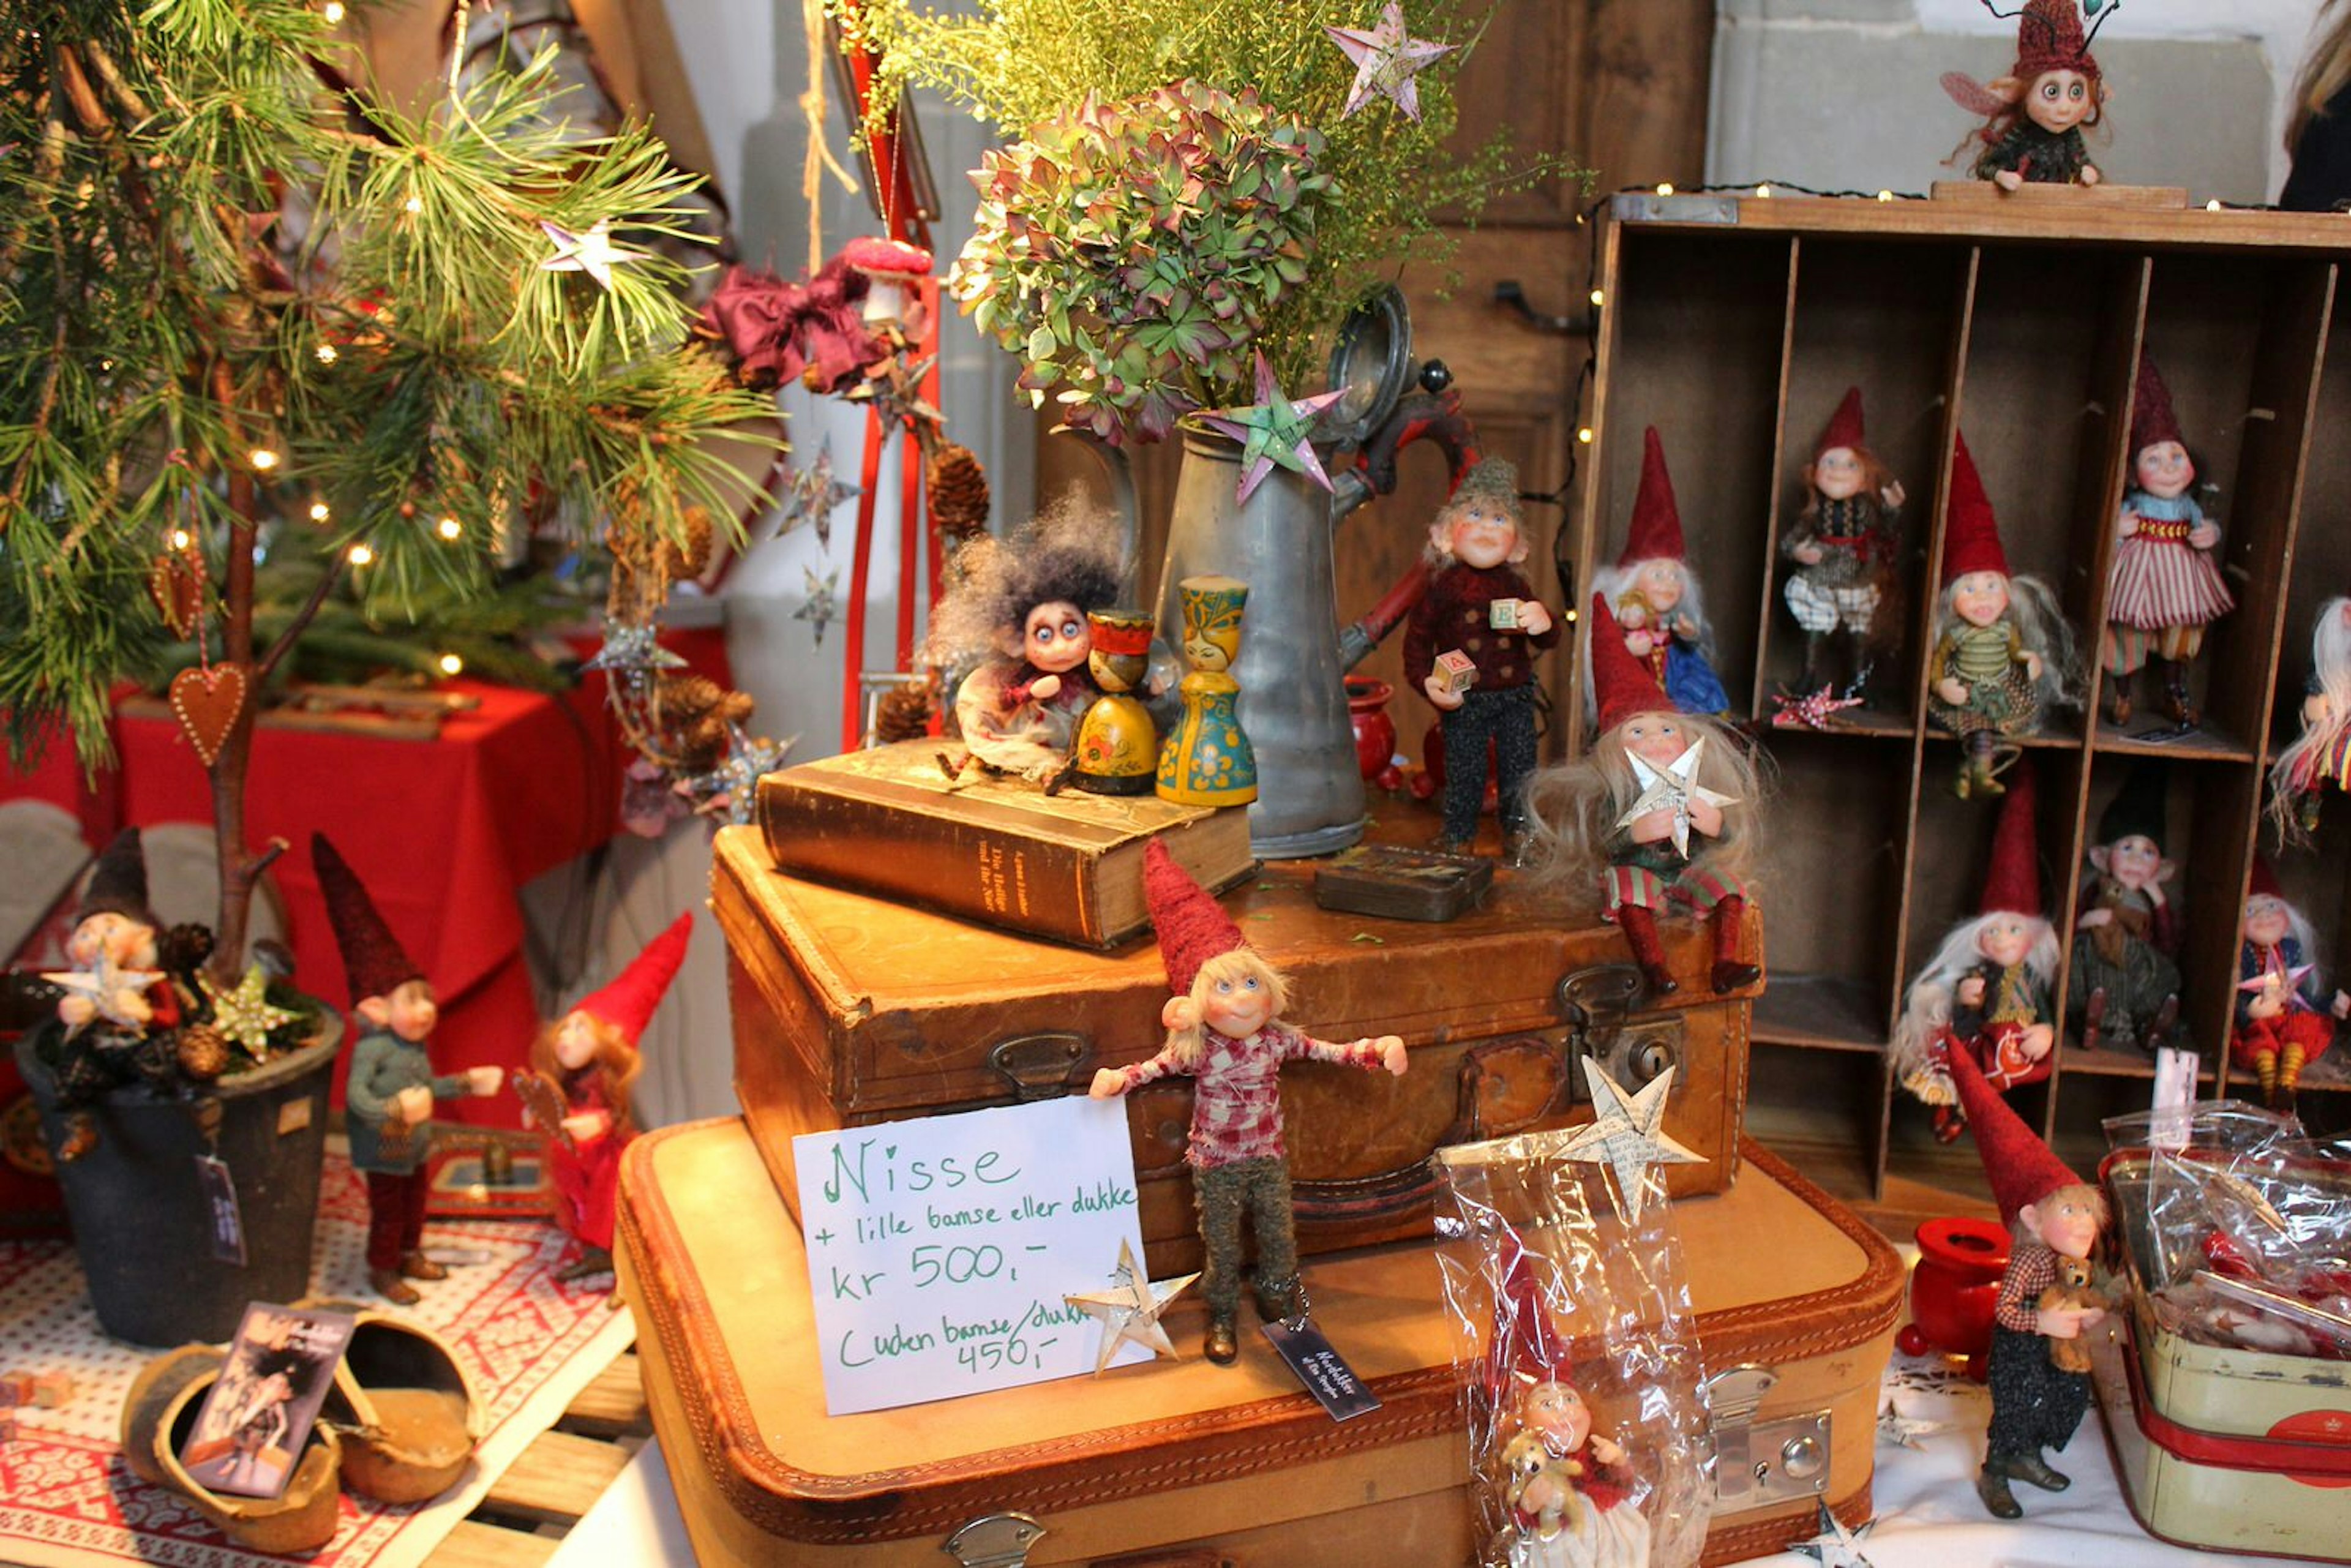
1147,288,1475,857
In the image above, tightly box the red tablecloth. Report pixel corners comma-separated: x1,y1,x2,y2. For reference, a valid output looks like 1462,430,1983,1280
4,631,727,1126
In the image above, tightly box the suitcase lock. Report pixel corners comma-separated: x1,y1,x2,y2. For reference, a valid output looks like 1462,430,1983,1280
1555,964,1684,1092
988,1033,1091,1100
945,1512,1046,1567
1701,1364,1831,1511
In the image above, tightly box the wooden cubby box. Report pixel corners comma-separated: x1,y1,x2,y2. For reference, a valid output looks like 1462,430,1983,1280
1574,195,2351,1218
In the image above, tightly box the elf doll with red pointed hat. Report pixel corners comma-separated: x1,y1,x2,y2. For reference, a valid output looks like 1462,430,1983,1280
1781,388,1907,701
2104,353,2232,728
1525,596,1763,1000
522,911,692,1284
1944,0,2115,191
315,833,504,1305
1089,842,1408,1365
1588,427,1728,719
1926,432,2078,797
1896,761,2059,1141
44,827,189,1162
2232,858,2348,1105
1946,1040,2110,1520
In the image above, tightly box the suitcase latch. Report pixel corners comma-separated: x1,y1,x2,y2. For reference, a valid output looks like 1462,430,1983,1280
944,1511,1047,1567
1555,964,1684,1096
1701,1364,1831,1512
987,1033,1090,1100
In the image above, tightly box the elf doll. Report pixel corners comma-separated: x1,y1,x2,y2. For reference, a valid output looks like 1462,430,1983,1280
1089,841,1408,1365
927,498,1125,782
1896,762,2059,1142
1403,457,1560,860
1780,387,1905,700
1524,596,1761,1000
1589,427,1729,718
521,911,691,1285
43,828,187,1161
1925,433,2077,798
2104,354,2232,727
315,834,503,1305
2069,760,2182,1054
1946,1040,2110,1521
1945,0,2112,191
2267,597,2351,843
2232,858,2349,1105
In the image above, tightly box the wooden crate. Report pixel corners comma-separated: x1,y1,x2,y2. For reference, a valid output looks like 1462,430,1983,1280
1567,193,2351,1208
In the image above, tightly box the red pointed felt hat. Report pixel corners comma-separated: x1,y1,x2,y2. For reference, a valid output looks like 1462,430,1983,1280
77,827,156,928
1816,387,1866,461
2249,855,2285,902
312,833,424,1003
2015,0,2099,84
1616,427,1687,568
1939,432,2010,587
2130,354,2185,457
1589,593,1672,732
1947,1035,2083,1226
1146,839,1247,997
1979,758,2042,917
576,911,694,1046
1480,1225,1572,1404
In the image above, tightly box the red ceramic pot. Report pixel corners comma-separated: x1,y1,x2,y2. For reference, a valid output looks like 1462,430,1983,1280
1346,677,1401,789
1897,1215,2012,1380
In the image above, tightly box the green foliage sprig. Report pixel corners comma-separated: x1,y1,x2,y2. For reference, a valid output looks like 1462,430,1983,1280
955,82,1331,445
838,0,1559,427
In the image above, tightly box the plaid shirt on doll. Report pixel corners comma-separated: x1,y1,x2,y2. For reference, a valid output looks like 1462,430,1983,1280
1114,1022,1388,1168
1993,1241,2060,1332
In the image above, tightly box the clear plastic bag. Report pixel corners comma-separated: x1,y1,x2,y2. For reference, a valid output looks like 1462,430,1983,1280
1433,1133,1712,1568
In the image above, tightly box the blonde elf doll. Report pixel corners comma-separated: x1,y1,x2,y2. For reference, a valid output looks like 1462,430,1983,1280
1588,427,1729,718
1526,596,1763,999
2267,596,2351,843
1926,432,2079,798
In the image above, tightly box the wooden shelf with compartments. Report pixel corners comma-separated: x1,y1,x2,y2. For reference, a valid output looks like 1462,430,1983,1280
1569,194,2351,1214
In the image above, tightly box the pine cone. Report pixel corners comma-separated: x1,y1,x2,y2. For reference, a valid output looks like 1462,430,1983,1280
659,672,724,722
875,683,937,745
928,442,991,540
666,506,716,578
159,923,214,975
678,714,732,770
176,1024,229,1082
714,689,756,726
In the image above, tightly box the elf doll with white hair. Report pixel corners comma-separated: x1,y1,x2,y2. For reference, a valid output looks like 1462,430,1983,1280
2232,858,2349,1105
1897,762,2060,1142
1925,433,2079,798
1090,842,1408,1365
2268,596,2351,843
1588,427,1728,719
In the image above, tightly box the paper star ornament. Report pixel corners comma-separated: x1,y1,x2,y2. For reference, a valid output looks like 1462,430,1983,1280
1771,686,1865,730
539,219,643,290
1065,1240,1199,1373
778,442,859,550
794,565,841,646
581,623,687,675
1787,1499,1875,1568
1876,1407,1950,1449
201,964,297,1056
678,725,790,825
1555,1059,1706,1221
1880,1360,1978,1398
1613,735,1739,858
43,961,165,1033
1195,351,1347,505
2240,963,2316,997
1325,3,1456,121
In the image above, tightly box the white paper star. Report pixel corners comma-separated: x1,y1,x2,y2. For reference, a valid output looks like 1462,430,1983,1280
1787,1498,1875,1568
778,441,859,550
539,219,642,290
1063,1241,1199,1373
1194,352,1349,505
1554,1060,1706,1221
1324,3,1457,121
1876,1408,1951,1449
42,961,165,1033
1613,735,1738,858
794,565,841,646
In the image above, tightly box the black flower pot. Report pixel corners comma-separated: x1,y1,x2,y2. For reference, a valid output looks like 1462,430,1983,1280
15,1016,341,1346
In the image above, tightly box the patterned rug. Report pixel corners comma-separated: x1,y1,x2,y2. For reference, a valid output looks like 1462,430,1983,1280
0,1149,636,1568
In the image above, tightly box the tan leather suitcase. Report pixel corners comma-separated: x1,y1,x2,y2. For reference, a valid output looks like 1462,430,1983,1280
618,1118,1900,1568
710,824,1761,1277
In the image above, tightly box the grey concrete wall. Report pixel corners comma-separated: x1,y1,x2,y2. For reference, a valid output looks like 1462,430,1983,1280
1711,0,2323,204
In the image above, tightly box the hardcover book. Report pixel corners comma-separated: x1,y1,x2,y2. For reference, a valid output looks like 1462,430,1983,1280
755,740,1253,947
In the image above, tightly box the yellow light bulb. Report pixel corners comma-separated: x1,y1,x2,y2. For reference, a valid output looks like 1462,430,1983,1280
1656,182,1674,196
403,196,422,215
1877,190,1895,203
437,653,464,677
323,0,345,20
1577,427,1594,445
436,516,462,541
315,342,338,365
347,543,374,566
1588,288,1605,307
249,448,279,471
170,528,192,550
2206,198,2224,212
309,500,331,523
1755,184,1773,198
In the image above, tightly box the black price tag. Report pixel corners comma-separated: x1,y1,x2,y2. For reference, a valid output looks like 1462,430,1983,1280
195,1155,247,1266
1262,1318,1382,1424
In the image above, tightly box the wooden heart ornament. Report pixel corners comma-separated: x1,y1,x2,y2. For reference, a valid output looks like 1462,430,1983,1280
148,553,204,639
168,665,247,768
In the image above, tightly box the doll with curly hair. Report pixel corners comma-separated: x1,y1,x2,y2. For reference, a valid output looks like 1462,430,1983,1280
926,497,1127,784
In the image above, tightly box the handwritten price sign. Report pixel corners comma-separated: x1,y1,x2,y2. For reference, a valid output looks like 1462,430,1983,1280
793,1097,1155,1415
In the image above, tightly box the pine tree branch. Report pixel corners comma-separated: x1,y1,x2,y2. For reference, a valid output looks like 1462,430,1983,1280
77,40,151,126
50,41,108,138
254,550,347,685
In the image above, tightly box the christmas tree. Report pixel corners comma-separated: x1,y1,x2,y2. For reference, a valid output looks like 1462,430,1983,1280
0,0,774,977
